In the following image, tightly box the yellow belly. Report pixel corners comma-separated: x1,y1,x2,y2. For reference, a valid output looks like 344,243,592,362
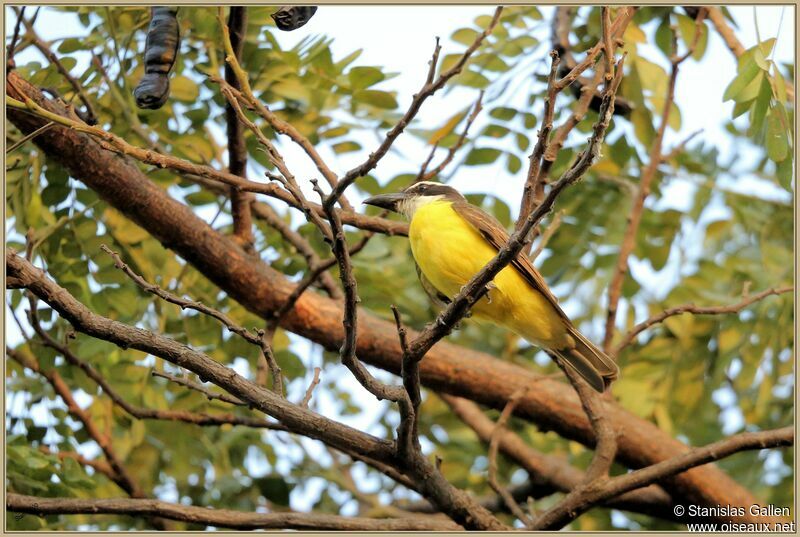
408,200,569,347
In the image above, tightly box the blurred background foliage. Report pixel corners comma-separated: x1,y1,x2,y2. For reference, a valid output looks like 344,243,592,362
5,5,794,530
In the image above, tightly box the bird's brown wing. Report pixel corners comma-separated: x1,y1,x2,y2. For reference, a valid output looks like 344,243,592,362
450,201,571,323
450,201,619,392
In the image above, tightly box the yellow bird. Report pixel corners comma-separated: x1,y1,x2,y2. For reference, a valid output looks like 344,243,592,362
364,182,619,392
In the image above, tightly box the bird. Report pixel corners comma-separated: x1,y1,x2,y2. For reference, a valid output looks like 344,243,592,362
363,181,619,392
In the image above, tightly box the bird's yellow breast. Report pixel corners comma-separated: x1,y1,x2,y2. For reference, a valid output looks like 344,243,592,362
408,200,568,347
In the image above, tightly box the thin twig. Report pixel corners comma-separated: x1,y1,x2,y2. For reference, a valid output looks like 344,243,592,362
151,370,246,406
23,305,285,430
557,359,617,482
487,388,533,527
601,8,615,81
215,7,354,211
16,8,98,124
218,81,334,240
532,426,793,529
6,6,26,68
418,91,484,183
326,8,504,206
310,180,405,404
661,128,703,163
529,210,564,262
42,449,116,481
267,231,374,332
300,367,322,408
100,244,284,395
602,18,703,351
442,395,676,519
614,286,793,354
6,121,55,154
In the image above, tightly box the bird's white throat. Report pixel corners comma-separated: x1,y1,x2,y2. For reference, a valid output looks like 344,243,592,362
398,195,446,219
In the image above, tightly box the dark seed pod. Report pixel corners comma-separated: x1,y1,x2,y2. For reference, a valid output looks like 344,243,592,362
271,6,317,31
134,7,180,110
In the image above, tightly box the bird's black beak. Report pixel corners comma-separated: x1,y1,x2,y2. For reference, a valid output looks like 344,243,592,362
362,192,407,213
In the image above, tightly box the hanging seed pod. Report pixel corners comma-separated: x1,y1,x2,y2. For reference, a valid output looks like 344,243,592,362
271,6,317,31
133,7,180,109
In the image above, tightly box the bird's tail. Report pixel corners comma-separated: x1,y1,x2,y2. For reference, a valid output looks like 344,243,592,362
551,327,619,393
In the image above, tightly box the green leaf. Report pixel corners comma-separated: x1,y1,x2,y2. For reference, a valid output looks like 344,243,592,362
735,71,765,103
331,141,361,154
506,153,522,174
464,147,501,165
753,47,770,71
775,155,793,190
676,14,708,61
354,90,397,109
170,76,199,103
429,109,468,145
482,124,509,138
772,64,789,103
765,109,789,162
58,38,85,54
654,19,673,57
347,66,384,90
634,57,668,98
454,69,490,89
185,190,218,206
255,475,293,505
270,80,311,103
451,28,480,46
489,106,517,121
630,107,656,147
747,77,773,139
723,61,760,102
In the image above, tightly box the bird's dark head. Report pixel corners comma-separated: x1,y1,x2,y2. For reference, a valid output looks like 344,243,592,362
362,182,465,218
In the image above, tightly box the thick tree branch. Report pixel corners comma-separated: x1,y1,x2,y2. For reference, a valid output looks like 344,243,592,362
224,6,255,252
6,494,461,531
